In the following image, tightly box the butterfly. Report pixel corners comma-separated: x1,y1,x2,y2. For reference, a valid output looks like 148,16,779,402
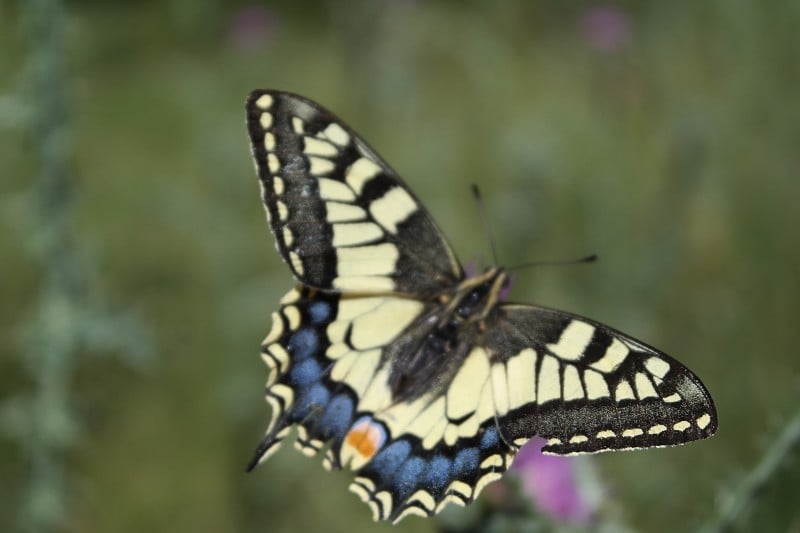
244,90,717,523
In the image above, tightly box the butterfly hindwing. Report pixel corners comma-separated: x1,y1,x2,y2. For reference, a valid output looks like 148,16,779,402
251,285,427,466
483,304,718,455
251,286,521,523
246,90,462,295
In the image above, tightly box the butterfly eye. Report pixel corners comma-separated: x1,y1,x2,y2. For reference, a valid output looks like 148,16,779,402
456,286,489,318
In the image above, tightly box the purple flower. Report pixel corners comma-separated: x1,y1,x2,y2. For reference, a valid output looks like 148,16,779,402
580,6,632,53
511,437,598,524
464,260,479,279
498,274,513,302
228,6,280,53
463,261,513,301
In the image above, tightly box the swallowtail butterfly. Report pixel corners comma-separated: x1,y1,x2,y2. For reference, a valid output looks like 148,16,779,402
245,90,717,523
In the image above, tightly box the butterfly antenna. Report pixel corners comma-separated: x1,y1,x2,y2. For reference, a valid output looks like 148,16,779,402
507,254,598,272
471,184,499,266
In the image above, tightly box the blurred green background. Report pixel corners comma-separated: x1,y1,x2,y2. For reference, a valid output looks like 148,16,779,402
2,1,798,532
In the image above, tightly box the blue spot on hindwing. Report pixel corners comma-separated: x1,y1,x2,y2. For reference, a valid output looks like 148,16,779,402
291,383,330,421
394,457,426,500
480,427,499,449
369,440,411,482
307,301,331,324
288,328,318,360
423,455,451,490
290,358,322,388
453,448,479,477
318,394,354,440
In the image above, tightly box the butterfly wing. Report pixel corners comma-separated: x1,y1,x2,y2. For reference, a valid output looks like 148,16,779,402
249,289,717,522
250,285,525,523
483,303,718,455
246,90,463,295
345,304,718,521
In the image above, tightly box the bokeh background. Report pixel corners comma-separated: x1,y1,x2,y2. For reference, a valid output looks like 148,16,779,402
2,1,798,532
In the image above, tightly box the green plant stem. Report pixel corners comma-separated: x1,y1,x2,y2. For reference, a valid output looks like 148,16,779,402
701,411,800,533
22,0,77,530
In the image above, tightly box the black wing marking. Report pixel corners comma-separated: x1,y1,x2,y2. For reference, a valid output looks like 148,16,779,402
483,304,718,455
246,90,462,296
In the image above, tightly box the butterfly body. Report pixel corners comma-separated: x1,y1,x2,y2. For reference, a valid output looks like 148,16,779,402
383,267,508,403
245,90,717,522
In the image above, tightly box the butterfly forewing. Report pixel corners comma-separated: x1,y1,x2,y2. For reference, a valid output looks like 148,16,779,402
483,304,717,455
246,90,462,295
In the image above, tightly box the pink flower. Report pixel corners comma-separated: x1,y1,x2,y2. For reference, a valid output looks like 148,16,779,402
511,437,598,524
463,261,513,301
580,6,632,53
228,6,280,53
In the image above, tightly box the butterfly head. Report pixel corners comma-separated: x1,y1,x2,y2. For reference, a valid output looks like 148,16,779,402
449,267,509,324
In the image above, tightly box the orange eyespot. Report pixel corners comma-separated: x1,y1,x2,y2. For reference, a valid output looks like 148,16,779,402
345,421,384,460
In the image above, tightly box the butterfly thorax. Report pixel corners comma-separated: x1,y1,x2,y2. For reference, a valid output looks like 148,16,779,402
385,268,508,401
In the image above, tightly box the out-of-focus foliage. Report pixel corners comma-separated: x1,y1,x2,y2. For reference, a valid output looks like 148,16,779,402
701,412,800,533
2,1,797,532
